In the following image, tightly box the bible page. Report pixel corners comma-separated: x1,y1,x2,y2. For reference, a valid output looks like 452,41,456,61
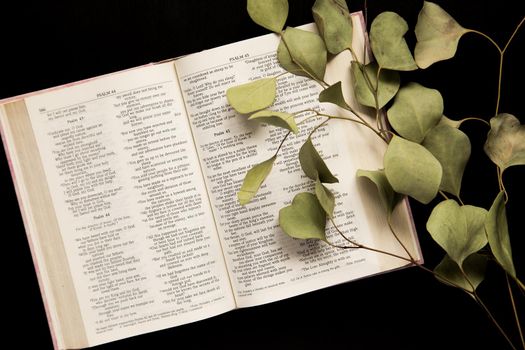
175,15,421,308
23,62,235,346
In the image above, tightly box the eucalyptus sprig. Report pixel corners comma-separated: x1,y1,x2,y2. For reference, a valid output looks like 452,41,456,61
228,0,525,348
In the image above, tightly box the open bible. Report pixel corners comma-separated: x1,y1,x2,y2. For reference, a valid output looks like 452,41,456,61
0,15,421,349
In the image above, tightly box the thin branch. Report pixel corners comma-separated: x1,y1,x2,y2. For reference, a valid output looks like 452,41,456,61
439,191,450,200
329,218,413,263
387,215,415,261
506,274,525,348
469,30,503,53
274,131,291,156
502,16,525,53
474,292,518,350
458,117,490,127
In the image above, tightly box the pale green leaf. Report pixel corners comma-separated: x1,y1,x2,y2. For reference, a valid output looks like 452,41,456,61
249,110,298,134
387,82,444,143
484,113,525,171
356,169,402,215
319,82,349,109
434,254,488,292
384,136,442,204
237,156,276,205
226,78,276,114
427,200,467,262
352,62,400,109
415,1,469,69
299,138,338,183
463,205,489,253
247,0,288,33
277,27,327,80
315,177,335,217
279,192,327,240
312,0,353,54
370,12,418,71
485,191,516,277
423,124,471,197
427,200,488,265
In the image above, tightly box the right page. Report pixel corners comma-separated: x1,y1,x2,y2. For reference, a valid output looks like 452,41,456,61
175,14,421,307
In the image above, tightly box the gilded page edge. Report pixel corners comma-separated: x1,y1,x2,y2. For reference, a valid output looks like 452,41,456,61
0,100,88,349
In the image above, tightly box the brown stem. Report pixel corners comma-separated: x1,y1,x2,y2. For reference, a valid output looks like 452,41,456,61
387,215,415,262
507,274,525,349
474,292,518,350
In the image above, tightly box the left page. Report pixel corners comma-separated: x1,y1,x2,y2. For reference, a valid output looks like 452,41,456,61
20,62,235,347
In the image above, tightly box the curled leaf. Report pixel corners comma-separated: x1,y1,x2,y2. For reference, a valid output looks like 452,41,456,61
356,169,402,215
415,1,469,69
370,12,417,71
319,81,349,109
484,113,525,171
247,0,289,33
277,27,327,80
438,115,461,129
384,136,442,204
237,156,276,205
312,0,353,54
423,124,471,197
352,62,400,109
485,191,516,277
315,177,335,217
387,82,444,143
279,192,327,240
249,110,298,133
434,254,488,293
226,78,276,114
427,200,488,266
299,138,338,183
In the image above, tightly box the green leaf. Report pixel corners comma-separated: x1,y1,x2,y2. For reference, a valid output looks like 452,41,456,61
226,78,276,114
319,82,349,109
312,0,353,54
356,169,402,215
247,0,288,33
315,177,335,217
369,12,418,71
237,156,276,205
299,138,338,183
485,192,516,277
463,205,489,252
277,27,327,81
279,192,327,240
423,124,471,197
249,110,298,134
427,200,488,266
484,113,525,171
434,254,488,292
384,136,442,204
415,1,469,69
387,82,444,143
352,62,400,109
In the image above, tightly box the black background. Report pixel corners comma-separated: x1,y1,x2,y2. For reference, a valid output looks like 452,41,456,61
0,1,523,349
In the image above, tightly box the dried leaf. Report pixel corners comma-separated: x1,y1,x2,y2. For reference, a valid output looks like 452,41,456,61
226,78,276,114
279,192,327,240
238,156,276,205
247,0,288,33
415,1,469,69
387,82,443,143
384,136,442,204
370,12,417,71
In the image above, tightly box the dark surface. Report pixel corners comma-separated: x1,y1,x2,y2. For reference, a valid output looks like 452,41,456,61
0,1,523,349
